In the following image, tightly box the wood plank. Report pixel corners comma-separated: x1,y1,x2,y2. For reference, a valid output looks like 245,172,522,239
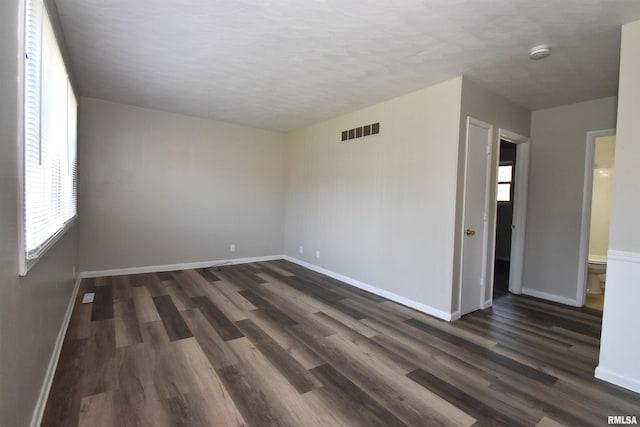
536,417,566,427
235,318,321,394
153,295,193,341
247,309,325,370
163,393,210,427
216,364,290,427
140,320,170,350
83,319,118,396
156,271,176,282
114,298,143,348
191,295,244,341
404,317,559,386
195,268,220,282
407,367,526,427
145,273,170,297
182,308,238,369
258,261,295,277
112,275,132,302
65,300,92,342
172,270,207,298
256,271,379,337
91,280,114,321
238,289,299,326
149,342,192,401
309,363,408,427
225,337,332,427
132,286,160,323
289,324,474,427
114,343,172,427
198,279,250,322
210,279,258,312
172,338,247,426
78,391,118,427
41,338,88,427
165,281,197,311
128,273,147,288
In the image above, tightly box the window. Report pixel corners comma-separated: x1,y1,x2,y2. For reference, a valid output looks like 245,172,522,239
497,164,513,202
20,0,77,275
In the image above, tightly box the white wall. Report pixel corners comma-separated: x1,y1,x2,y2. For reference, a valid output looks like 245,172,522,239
597,19,640,394
454,78,531,313
0,1,79,426
525,97,617,304
79,98,286,272
284,78,463,318
588,135,615,259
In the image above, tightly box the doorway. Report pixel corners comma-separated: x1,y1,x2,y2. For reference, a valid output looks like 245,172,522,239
493,140,517,299
458,121,530,317
578,129,616,309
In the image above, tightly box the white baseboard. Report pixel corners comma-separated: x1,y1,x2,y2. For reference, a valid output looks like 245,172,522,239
481,299,493,309
595,366,640,394
283,255,453,321
81,255,284,278
450,311,461,321
30,274,83,427
521,287,580,307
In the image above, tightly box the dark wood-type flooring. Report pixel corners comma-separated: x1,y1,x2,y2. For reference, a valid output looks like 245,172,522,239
42,260,640,426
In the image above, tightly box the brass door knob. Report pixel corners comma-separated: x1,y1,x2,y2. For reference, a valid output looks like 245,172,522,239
466,229,476,236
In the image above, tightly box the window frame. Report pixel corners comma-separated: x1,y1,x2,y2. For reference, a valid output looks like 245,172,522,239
497,162,514,203
18,0,78,276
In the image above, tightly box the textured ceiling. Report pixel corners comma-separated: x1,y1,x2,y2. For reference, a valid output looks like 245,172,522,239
55,0,640,131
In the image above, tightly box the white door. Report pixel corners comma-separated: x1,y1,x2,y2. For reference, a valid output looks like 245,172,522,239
461,117,493,315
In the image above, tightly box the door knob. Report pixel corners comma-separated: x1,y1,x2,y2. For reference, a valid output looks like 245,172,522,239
466,229,476,236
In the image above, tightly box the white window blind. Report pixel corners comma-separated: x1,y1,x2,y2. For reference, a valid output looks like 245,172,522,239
21,1,77,274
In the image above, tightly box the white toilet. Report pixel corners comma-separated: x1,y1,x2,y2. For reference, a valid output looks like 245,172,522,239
587,254,607,294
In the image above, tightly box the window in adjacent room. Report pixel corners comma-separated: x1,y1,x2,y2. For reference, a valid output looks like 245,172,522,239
20,0,78,275
497,164,513,202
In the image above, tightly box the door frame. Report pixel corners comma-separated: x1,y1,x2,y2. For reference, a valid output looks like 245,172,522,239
458,117,494,315
491,129,530,299
577,128,616,305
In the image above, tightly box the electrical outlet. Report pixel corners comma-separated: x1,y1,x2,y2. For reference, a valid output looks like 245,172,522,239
230,243,236,252
316,250,320,259
299,245,303,254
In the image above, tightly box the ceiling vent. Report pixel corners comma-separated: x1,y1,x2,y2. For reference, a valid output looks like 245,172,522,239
341,122,380,142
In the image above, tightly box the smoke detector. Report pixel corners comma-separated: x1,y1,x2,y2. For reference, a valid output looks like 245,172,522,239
529,45,551,60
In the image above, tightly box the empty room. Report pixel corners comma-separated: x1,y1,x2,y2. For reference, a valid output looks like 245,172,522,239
2,0,640,426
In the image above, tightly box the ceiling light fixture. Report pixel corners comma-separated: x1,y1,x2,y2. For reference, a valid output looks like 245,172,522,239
529,45,551,60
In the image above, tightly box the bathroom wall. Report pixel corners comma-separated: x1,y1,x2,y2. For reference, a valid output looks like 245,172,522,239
589,135,616,260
